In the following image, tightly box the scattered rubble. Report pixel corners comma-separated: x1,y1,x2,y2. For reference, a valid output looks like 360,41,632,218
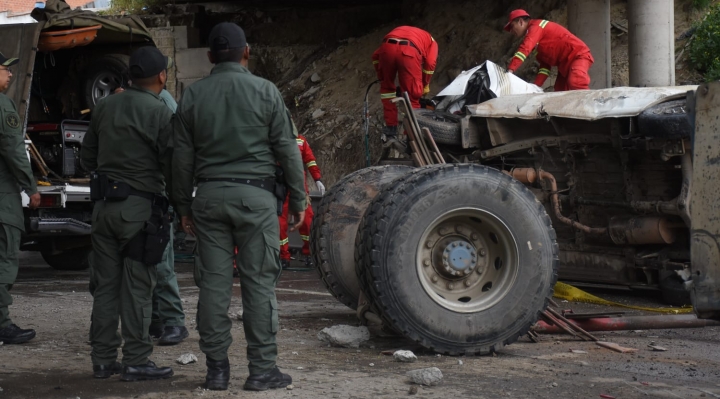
312,109,326,119
317,325,370,348
648,345,668,352
393,350,417,363
408,385,418,395
176,353,198,365
310,73,321,83
407,367,443,386
596,341,638,353
570,349,588,354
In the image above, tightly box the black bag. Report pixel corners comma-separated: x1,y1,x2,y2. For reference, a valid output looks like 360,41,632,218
124,197,172,266
89,172,108,201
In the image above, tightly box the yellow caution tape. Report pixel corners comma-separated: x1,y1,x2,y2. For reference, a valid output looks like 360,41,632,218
37,181,51,186
553,282,693,314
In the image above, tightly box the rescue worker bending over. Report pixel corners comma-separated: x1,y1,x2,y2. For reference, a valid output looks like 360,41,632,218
81,46,175,381
279,132,324,269
505,9,594,91
172,22,306,392
372,26,438,139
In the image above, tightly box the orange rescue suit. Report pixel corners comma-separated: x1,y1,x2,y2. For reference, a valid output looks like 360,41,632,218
508,19,594,91
372,26,438,126
279,135,321,260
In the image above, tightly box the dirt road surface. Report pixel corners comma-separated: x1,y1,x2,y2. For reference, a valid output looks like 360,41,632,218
1,252,719,399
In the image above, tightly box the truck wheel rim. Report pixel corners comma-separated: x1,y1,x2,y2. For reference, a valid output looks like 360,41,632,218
416,207,519,313
91,72,122,105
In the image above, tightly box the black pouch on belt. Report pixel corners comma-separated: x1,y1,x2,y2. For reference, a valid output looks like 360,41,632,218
274,166,288,216
104,180,132,202
124,196,172,266
89,172,108,201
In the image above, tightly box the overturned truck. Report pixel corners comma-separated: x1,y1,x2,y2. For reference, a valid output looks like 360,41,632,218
310,63,720,355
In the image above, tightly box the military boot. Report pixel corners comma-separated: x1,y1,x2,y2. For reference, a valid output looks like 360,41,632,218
0,324,36,344
243,367,292,391
120,361,173,381
205,358,230,390
93,362,122,379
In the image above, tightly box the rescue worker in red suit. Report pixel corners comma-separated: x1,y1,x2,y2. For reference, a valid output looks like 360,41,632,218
372,26,438,139
278,135,324,269
505,9,594,91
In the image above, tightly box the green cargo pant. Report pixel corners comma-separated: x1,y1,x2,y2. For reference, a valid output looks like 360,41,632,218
192,182,281,374
89,196,157,367
151,230,185,329
0,224,20,329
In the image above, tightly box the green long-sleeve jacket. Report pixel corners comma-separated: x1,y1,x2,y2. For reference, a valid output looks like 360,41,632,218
0,93,37,231
172,62,306,216
81,86,173,195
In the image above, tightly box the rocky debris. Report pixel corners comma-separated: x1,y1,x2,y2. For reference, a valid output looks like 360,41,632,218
229,309,243,321
286,385,294,390
176,353,198,365
317,325,370,348
457,359,463,366
408,385,418,395
406,367,443,386
300,86,320,99
648,344,668,351
393,350,417,363
312,109,326,119
311,73,321,83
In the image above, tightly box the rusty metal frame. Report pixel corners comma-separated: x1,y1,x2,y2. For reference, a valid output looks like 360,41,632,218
479,134,611,159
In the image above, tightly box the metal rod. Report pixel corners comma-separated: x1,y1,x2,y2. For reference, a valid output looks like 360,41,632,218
546,307,598,341
540,311,580,338
533,314,720,334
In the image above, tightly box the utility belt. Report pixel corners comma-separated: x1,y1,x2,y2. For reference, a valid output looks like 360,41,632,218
90,172,172,266
197,166,288,216
384,38,419,51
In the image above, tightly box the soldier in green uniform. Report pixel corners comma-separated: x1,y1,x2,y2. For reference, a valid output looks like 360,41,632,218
81,46,174,381
112,84,188,346
173,23,306,391
0,52,41,345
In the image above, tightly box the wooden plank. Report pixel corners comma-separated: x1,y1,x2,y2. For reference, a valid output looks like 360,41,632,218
422,127,445,164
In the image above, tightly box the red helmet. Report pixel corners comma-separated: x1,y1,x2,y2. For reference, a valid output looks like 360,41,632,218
504,9,531,31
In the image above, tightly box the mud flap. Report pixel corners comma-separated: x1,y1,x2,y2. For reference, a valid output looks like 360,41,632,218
689,82,720,319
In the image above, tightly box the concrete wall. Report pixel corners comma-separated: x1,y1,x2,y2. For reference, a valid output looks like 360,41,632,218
149,27,178,98
567,0,611,89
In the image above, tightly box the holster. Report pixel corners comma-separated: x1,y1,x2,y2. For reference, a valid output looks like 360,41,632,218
89,172,108,201
274,166,288,216
124,196,172,266
89,173,133,202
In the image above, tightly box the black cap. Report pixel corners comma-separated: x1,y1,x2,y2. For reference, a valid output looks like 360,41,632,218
0,51,19,67
129,47,171,79
208,22,247,52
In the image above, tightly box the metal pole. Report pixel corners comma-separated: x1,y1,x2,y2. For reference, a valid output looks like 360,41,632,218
533,314,720,334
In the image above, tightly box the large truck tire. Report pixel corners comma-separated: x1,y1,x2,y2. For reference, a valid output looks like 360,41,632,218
356,164,558,355
41,246,91,271
414,109,462,146
310,165,413,310
81,54,130,110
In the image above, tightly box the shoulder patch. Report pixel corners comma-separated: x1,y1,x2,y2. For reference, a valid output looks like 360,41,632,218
5,113,19,129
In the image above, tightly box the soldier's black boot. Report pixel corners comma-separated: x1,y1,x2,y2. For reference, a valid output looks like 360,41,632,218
120,361,173,381
244,367,292,391
205,358,230,390
158,326,189,346
93,362,122,378
0,324,36,344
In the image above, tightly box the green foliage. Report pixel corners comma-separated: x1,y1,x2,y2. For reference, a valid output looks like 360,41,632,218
108,0,158,14
693,0,713,10
690,4,720,81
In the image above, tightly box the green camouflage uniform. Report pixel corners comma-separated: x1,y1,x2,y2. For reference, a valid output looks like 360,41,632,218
81,86,173,366
173,62,305,374
0,93,37,328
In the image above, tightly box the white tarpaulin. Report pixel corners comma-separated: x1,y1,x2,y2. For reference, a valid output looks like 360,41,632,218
465,86,697,120
437,61,543,97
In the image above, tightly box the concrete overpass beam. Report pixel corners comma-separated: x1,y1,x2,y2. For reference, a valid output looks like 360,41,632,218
628,0,675,87
567,0,611,89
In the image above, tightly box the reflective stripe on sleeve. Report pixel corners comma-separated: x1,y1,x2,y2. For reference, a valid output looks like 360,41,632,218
300,235,310,241
539,20,549,28
280,238,289,246
422,69,434,75
306,161,317,168
514,52,527,62
380,92,396,99
538,68,551,76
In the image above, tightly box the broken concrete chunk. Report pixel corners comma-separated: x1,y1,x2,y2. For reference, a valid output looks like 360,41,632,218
176,353,198,365
301,86,320,99
317,325,370,348
393,350,417,363
648,345,668,351
311,73,321,83
406,367,443,386
312,109,326,119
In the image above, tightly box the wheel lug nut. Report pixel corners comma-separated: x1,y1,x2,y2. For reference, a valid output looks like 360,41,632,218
426,241,433,249
464,280,472,287
447,283,454,290
471,234,478,240
476,268,483,274
452,243,458,247
479,249,486,257
423,259,430,267
431,275,438,283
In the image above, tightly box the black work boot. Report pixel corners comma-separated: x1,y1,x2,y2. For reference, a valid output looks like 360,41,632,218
281,259,291,270
148,324,164,340
158,326,189,346
205,358,230,391
303,255,313,268
120,361,173,382
93,362,122,379
0,324,36,344
244,367,292,391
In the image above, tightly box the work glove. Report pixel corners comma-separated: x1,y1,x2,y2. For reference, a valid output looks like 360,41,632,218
316,180,326,196
423,85,430,95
